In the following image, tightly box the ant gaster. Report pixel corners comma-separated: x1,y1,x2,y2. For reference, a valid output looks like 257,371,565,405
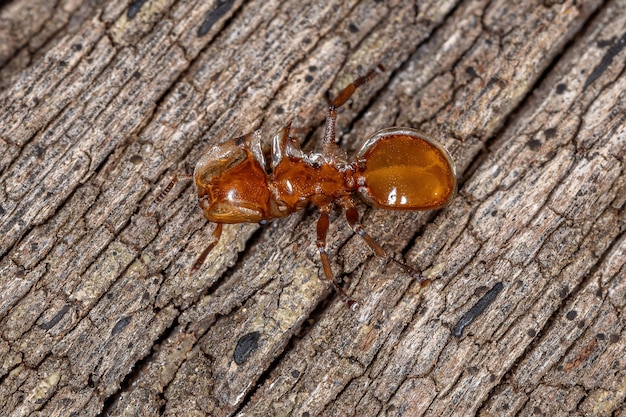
147,65,457,310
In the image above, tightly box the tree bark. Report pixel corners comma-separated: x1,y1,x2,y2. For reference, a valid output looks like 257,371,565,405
0,0,624,416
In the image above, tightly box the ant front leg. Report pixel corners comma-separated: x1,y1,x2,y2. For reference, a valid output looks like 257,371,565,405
146,174,194,217
316,206,360,311
322,64,385,146
191,222,223,273
341,198,431,287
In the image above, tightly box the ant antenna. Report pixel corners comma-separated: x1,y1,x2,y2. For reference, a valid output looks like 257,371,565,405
146,174,193,217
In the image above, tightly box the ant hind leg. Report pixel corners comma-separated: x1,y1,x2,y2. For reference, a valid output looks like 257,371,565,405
342,199,430,287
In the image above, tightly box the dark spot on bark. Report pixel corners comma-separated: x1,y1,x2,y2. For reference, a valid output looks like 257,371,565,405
468,366,478,375
555,83,567,94
489,374,496,382
59,60,68,67
584,32,626,90
577,320,585,328
72,43,83,51
291,369,300,378
87,374,96,388
544,128,557,139
198,0,236,36
566,310,577,321
303,38,311,44
533,406,543,415
609,334,619,343
40,305,71,330
452,282,504,338
527,329,536,337
112,316,132,336
348,23,359,33
0,205,5,215
596,333,605,340
127,0,147,19
130,155,143,164
527,139,542,150
133,71,141,79
559,286,569,298
466,66,478,78
491,210,498,216
275,106,284,115
304,74,313,83
234,331,261,365
308,65,318,72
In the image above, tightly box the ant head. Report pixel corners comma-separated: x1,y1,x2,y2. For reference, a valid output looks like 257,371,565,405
354,127,457,210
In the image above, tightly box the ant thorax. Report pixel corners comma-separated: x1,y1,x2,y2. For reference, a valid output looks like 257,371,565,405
192,125,356,224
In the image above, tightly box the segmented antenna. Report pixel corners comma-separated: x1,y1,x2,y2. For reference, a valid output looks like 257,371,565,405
146,174,193,217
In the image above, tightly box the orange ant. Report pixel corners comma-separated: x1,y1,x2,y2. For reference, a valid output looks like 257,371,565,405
147,65,456,310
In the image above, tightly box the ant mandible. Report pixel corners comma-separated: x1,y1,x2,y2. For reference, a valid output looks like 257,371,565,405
147,65,457,310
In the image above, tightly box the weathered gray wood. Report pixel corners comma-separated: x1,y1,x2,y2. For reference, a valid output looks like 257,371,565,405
0,0,623,416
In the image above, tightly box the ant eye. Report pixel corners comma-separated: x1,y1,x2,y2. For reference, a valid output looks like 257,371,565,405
355,127,456,210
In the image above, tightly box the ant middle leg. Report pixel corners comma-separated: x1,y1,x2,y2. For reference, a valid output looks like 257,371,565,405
316,206,360,311
323,64,385,146
341,198,431,287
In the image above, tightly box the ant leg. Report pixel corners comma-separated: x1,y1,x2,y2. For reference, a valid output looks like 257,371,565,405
316,207,360,311
342,200,431,287
191,222,223,273
323,64,385,146
146,174,194,217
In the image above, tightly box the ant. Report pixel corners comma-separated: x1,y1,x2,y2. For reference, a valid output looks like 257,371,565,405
147,65,457,310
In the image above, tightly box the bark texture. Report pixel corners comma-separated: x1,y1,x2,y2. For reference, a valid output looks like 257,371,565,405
0,0,624,416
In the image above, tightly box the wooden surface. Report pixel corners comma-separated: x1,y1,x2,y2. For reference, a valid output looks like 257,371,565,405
0,0,624,416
